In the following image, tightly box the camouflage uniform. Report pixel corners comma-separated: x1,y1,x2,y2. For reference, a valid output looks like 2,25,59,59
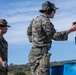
0,19,10,75
0,37,8,75
27,1,68,75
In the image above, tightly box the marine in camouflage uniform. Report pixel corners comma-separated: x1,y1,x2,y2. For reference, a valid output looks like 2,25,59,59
0,19,10,75
27,1,76,75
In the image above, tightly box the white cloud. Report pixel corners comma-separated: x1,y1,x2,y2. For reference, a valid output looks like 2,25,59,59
4,22,29,44
0,0,75,65
1,0,76,45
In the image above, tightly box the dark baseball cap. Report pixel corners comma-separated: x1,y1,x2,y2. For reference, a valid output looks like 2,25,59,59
0,19,10,27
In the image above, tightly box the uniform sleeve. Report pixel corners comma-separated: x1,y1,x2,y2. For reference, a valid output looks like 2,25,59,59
53,31,68,41
42,21,68,41
27,19,34,42
42,21,56,39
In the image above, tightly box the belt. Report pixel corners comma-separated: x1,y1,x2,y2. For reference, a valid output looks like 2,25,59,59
32,46,48,54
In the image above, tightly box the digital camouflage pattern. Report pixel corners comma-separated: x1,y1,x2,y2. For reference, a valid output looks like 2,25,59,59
29,47,51,75
0,37,8,75
27,13,68,75
27,14,68,48
39,1,58,13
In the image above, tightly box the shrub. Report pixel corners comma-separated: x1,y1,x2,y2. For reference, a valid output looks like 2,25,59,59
14,71,25,75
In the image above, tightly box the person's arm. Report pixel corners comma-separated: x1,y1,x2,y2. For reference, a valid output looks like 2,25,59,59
0,57,6,68
66,24,76,34
42,21,67,41
42,21,56,39
53,24,76,41
27,19,34,42
42,21,76,41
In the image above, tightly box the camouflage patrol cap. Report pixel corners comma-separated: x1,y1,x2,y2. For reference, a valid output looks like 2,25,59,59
39,1,58,13
0,19,10,27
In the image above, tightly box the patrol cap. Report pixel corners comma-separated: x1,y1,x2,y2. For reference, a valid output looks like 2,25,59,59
0,19,10,27
39,1,59,13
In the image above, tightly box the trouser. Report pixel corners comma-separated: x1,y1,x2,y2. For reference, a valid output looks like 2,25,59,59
29,47,51,75
0,68,7,75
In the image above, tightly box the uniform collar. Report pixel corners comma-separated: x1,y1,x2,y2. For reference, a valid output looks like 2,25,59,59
41,13,50,19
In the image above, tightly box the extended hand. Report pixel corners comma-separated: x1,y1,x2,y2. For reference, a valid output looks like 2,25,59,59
71,24,76,31
67,24,76,34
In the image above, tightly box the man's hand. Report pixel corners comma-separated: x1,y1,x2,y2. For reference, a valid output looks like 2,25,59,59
67,24,76,34
73,22,76,25
2,61,7,68
71,24,76,31
0,58,8,68
72,21,76,31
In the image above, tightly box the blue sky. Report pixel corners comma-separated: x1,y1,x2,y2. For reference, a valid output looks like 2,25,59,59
0,0,76,65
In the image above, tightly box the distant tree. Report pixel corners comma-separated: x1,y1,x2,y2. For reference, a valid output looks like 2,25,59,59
10,63,14,66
